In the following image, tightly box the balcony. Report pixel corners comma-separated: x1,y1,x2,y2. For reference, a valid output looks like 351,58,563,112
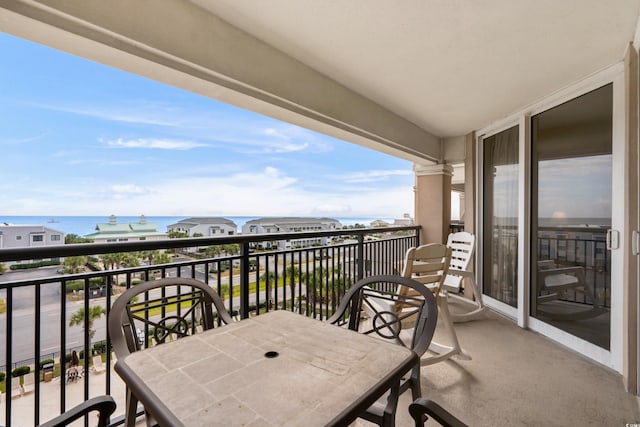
1,226,638,426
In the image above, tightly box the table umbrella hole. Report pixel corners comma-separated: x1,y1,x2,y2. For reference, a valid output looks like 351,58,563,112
264,351,279,358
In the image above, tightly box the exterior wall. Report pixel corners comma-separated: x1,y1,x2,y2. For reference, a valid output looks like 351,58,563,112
168,222,236,236
90,234,167,244
242,218,341,249
0,225,64,249
413,164,453,245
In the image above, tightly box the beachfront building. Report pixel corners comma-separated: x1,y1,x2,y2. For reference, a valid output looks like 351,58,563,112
167,217,237,237
84,215,166,243
370,219,391,228
0,223,65,266
242,217,341,250
393,214,414,227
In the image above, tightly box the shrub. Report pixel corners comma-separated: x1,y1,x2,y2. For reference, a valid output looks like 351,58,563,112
0,372,5,382
12,366,30,377
93,340,108,355
10,260,60,270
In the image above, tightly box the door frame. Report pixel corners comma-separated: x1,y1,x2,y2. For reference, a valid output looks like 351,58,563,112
476,62,626,371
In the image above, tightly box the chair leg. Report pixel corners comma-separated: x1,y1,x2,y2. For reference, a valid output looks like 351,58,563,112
422,295,471,366
448,277,488,323
125,389,138,427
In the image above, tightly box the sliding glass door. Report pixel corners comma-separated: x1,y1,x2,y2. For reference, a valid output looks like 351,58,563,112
530,84,612,349
482,126,519,307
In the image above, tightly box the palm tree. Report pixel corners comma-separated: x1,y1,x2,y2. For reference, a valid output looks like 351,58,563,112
69,305,107,350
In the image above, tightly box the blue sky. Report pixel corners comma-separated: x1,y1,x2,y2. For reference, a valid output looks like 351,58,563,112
0,33,415,218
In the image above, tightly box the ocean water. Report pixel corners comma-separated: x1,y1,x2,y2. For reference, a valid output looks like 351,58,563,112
0,215,395,237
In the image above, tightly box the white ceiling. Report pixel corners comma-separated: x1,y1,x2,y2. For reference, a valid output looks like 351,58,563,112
191,0,640,138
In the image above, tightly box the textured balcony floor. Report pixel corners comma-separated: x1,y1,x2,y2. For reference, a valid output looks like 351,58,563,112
357,300,640,427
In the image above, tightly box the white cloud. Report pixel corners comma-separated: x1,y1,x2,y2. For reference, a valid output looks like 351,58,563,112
2,167,412,218
340,169,413,183
111,184,147,195
29,102,179,127
106,138,207,150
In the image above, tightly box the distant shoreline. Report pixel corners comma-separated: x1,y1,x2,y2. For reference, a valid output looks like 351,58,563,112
0,215,399,237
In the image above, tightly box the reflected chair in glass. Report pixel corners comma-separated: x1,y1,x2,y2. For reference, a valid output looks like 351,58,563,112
108,277,233,427
402,243,471,365
328,274,438,427
443,232,488,322
535,259,604,320
38,395,116,427
409,397,468,427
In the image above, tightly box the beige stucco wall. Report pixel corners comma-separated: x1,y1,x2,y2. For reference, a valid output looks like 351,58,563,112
414,164,453,245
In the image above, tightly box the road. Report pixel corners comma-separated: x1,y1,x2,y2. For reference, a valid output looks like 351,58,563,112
0,249,355,367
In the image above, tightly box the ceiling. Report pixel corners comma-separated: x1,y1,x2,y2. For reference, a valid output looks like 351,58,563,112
191,0,640,138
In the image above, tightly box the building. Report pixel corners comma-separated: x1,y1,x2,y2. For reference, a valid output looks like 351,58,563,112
370,219,391,228
393,214,414,227
84,215,166,243
0,223,65,266
242,217,341,250
167,217,237,237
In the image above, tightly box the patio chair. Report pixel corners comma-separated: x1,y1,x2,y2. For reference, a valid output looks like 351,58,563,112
108,277,233,427
409,398,468,427
402,243,471,365
38,395,116,427
92,355,106,374
10,376,22,399
536,260,604,320
443,232,488,322
21,372,35,395
328,274,438,427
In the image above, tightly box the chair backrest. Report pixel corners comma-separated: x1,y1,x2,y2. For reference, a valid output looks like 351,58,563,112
327,275,438,357
108,277,233,359
402,243,452,298
443,232,475,292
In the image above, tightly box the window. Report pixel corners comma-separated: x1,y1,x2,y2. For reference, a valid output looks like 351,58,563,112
16,235,22,240
51,235,61,241
118,238,128,242
139,237,146,241
32,235,44,242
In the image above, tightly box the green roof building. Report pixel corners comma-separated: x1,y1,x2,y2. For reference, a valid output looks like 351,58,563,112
84,215,167,243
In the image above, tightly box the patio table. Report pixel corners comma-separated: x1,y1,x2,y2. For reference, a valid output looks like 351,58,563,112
114,309,417,426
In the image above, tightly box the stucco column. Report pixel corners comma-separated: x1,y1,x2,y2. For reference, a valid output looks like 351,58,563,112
413,164,453,244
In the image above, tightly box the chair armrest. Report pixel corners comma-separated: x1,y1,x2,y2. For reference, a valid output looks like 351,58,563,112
409,397,468,427
38,395,116,427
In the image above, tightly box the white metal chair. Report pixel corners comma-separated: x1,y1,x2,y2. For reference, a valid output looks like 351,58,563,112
402,243,471,365
21,372,35,395
443,232,488,322
535,260,604,320
92,355,106,374
10,376,22,399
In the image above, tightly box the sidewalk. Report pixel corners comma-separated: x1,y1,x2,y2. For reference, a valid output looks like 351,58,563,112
1,362,127,427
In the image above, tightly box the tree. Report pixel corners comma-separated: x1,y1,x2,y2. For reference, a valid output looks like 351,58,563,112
69,305,107,350
153,252,172,265
65,234,94,244
0,263,6,275
167,231,189,238
62,256,87,274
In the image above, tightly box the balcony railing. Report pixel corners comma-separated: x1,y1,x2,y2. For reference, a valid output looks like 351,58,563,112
0,225,419,426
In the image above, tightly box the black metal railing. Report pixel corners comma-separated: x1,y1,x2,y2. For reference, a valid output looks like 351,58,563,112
536,226,610,307
0,226,418,426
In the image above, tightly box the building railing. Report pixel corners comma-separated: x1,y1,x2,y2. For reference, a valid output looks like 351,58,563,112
0,225,419,426
536,226,610,308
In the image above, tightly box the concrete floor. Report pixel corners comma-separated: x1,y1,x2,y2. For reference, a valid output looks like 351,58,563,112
5,306,640,427
358,305,640,427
